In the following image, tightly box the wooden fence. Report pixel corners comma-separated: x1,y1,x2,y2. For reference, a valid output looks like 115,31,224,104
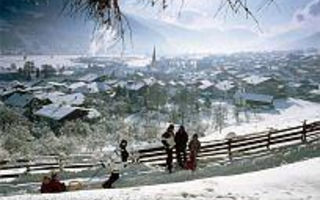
1,120,320,179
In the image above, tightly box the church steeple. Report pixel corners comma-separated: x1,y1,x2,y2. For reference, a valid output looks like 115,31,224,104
151,46,156,68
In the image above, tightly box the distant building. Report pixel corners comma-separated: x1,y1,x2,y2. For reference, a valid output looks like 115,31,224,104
34,104,88,122
151,46,156,69
234,92,274,107
78,73,105,83
4,92,51,113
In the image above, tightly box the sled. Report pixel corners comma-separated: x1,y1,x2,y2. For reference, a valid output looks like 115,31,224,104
67,181,84,191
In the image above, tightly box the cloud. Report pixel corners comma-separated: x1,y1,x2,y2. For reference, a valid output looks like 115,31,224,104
295,0,320,22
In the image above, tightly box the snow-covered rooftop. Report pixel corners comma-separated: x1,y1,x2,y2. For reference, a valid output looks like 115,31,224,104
34,104,78,121
78,73,100,83
4,93,34,108
215,80,234,91
243,75,271,85
198,80,213,90
52,93,85,106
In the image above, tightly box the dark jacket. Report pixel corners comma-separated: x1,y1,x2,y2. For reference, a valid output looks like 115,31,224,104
175,129,188,149
47,179,66,193
40,183,51,193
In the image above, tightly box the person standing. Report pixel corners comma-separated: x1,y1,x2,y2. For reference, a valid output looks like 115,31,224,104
161,124,175,173
174,125,188,168
101,149,122,189
119,139,129,165
186,134,201,171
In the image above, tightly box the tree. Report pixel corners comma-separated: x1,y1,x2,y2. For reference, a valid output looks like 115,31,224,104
213,103,228,133
10,63,17,71
23,61,35,80
36,67,41,78
41,64,56,78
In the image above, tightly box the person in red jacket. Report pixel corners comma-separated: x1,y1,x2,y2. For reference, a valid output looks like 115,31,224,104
47,172,66,193
186,134,201,171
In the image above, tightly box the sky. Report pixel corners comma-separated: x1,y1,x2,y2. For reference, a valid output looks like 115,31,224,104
123,0,318,35
0,0,320,55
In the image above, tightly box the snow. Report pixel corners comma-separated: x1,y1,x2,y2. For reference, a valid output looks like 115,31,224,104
124,57,151,68
0,55,80,69
203,98,320,141
78,74,99,83
1,157,319,200
243,75,270,85
51,93,85,106
68,82,87,91
215,80,234,91
198,80,213,90
34,104,78,121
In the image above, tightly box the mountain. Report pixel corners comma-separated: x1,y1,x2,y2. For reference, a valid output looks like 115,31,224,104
0,0,92,55
0,0,260,55
283,32,320,50
259,28,320,51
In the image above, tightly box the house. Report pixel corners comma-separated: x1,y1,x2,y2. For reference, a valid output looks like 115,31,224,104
87,82,112,93
198,80,214,90
243,75,271,86
246,77,287,98
234,92,274,107
48,82,68,91
4,92,51,110
215,80,235,91
34,91,66,102
68,82,87,93
34,104,88,122
78,73,104,83
52,93,85,106
126,81,146,91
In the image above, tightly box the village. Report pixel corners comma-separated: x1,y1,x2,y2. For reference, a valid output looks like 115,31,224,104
0,48,320,158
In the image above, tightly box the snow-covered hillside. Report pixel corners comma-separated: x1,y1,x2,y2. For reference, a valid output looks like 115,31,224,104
1,157,319,200
202,98,320,141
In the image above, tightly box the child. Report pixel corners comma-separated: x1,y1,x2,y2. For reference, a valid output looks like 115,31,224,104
185,134,201,171
40,176,51,193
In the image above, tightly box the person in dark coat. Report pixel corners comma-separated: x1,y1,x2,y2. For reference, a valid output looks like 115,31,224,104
186,134,201,171
40,176,51,193
174,125,188,168
119,139,129,163
47,172,66,193
161,124,175,173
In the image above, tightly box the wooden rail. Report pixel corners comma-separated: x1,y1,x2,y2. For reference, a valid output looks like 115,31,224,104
1,120,320,179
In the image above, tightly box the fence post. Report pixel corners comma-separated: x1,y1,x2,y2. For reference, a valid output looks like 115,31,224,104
58,155,64,172
228,139,232,161
267,131,271,150
302,120,307,143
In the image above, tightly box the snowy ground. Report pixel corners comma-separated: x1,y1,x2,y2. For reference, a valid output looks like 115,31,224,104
202,98,320,141
1,157,319,200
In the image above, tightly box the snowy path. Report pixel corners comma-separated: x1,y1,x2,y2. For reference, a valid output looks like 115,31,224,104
1,157,320,200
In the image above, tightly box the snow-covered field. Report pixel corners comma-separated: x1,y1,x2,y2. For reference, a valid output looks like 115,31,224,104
1,157,319,200
202,98,320,141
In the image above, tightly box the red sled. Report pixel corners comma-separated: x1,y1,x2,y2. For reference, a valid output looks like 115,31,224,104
184,154,197,171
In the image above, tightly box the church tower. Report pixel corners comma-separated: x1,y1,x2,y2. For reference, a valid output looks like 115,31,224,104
151,46,156,68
